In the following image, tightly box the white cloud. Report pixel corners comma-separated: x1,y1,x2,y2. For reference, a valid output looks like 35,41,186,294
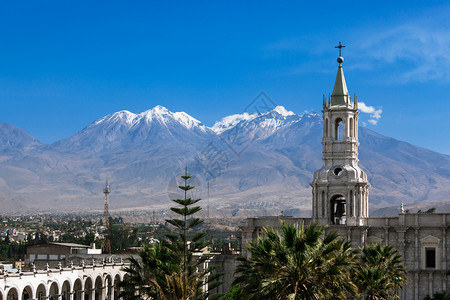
354,8,450,83
359,102,382,125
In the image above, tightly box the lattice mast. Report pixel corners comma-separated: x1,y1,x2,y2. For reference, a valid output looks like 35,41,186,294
102,180,111,254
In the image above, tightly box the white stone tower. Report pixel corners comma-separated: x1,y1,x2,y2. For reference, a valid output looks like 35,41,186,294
311,43,370,226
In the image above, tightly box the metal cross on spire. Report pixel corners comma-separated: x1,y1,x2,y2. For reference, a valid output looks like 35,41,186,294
335,41,346,57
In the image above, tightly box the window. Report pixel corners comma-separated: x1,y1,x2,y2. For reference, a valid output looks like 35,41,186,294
421,235,440,269
425,248,436,268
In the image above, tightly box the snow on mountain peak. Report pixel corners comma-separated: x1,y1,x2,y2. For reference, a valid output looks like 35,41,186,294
94,110,137,127
273,106,294,117
211,112,258,134
173,111,204,130
151,105,170,114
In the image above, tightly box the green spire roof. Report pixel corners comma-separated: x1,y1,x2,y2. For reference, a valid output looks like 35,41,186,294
330,63,349,106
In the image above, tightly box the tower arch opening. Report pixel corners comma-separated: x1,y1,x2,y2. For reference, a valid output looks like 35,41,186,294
335,118,343,140
330,195,346,225
349,117,354,137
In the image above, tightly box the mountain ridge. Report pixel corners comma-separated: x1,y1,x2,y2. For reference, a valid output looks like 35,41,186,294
0,105,448,216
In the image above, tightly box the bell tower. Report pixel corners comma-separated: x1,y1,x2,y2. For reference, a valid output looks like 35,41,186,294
311,43,370,226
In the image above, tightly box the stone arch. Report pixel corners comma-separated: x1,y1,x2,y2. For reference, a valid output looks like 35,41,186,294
36,283,46,300
73,278,83,300
113,274,121,300
104,275,113,300
84,277,93,300
325,118,329,137
49,282,59,300
61,280,71,300
6,287,19,300
330,194,346,225
335,118,344,140
94,275,103,300
21,286,33,300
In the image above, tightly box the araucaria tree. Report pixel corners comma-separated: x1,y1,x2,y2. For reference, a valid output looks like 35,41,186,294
121,168,223,300
234,222,358,299
165,167,223,299
354,243,407,300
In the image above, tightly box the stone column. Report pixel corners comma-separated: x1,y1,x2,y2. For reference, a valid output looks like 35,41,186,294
101,285,106,300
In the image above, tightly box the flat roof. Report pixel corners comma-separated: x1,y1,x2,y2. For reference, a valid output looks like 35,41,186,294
49,242,90,248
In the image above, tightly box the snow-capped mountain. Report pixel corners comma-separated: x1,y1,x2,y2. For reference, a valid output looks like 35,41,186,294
0,105,448,215
52,105,214,153
211,106,297,135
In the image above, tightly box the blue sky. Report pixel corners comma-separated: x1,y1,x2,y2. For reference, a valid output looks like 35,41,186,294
0,1,449,154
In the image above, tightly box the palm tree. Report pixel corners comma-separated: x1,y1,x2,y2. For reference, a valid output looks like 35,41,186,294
151,271,203,300
233,222,358,299
120,242,182,299
354,243,407,299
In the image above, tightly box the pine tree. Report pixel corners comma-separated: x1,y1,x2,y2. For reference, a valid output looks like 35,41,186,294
166,167,205,273
121,168,223,300
165,167,223,299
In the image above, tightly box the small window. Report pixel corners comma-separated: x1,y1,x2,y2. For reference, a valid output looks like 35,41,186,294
425,248,436,268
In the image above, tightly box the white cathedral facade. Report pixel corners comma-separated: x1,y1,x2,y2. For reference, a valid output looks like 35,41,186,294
241,53,449,299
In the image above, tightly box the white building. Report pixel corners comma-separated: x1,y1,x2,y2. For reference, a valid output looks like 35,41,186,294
0,260,126,300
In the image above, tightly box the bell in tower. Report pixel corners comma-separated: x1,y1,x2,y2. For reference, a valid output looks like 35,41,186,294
310,42,370,226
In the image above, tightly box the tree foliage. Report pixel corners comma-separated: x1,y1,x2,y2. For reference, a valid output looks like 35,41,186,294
234,222,409,300
121,168,223,300
234,222,358,299
354,243,408,300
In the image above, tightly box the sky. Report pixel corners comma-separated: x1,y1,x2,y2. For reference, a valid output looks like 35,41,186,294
0,1,449,155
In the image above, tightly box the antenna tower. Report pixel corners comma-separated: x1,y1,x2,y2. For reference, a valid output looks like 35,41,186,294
102,181,111,254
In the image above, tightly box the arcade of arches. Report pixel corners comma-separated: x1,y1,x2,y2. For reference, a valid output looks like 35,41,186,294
0,265,125,300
